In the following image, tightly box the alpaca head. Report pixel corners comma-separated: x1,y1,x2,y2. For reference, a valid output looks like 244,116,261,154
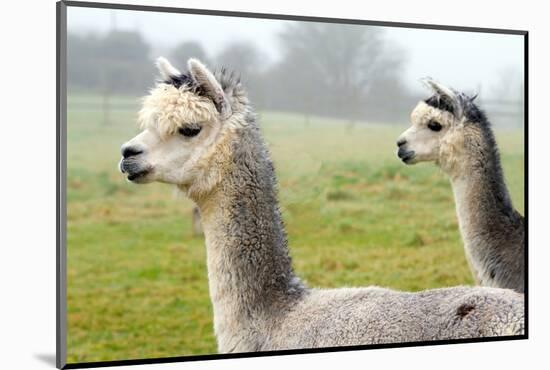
396,78,487,174
119,57,247,196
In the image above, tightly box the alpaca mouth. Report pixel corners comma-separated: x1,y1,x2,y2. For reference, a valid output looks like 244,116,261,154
127,169,150,182
119,158,152,182
397,149,415,164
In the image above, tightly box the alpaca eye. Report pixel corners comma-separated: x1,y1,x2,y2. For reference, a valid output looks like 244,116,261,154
178,126,202,137
427,121,442,132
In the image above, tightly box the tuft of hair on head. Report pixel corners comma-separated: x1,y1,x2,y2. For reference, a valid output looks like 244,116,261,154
156,56,182,81
421,78,487,127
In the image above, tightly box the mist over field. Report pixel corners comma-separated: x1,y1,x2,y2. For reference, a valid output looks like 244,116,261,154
67,6,525,128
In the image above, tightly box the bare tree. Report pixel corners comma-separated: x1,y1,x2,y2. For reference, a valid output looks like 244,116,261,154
67,30,151,95
490,67,523,102
271,23,410,123
170,41,210,66
488,67,524,128
215,41,267,107
215,41,263,76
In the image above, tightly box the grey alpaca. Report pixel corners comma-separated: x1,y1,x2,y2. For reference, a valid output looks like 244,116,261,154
397,79,524,293
119,58,524,353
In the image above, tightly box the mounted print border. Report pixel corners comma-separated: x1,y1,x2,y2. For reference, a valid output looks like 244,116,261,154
57,1,528,368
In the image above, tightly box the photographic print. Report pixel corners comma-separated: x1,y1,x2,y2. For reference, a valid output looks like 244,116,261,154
57,1,527,368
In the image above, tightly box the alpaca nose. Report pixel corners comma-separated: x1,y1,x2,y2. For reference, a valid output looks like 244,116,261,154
121,145,144,158
396,138,407,147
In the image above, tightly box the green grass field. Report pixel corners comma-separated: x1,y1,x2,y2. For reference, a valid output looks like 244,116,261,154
65,97,524,363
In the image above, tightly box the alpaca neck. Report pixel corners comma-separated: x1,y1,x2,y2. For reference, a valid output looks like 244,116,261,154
448,131,522,283
195,130,304,351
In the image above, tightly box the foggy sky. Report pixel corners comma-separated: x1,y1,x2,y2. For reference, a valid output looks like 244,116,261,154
68,6,524,97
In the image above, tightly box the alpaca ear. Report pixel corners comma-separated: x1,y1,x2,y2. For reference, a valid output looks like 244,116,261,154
156,57,182,81
188,58,232,120
421,77,463,118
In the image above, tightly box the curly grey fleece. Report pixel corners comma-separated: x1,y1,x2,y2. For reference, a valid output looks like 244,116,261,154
135,67,525,353
196,121,524,353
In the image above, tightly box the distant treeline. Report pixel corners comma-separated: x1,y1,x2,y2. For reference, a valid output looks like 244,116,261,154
68,23,421,124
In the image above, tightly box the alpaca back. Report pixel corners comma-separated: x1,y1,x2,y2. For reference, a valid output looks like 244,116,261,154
264,286,523,350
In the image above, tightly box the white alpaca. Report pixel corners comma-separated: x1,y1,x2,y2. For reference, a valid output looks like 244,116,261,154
119,58,524,353
397,79,524,293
